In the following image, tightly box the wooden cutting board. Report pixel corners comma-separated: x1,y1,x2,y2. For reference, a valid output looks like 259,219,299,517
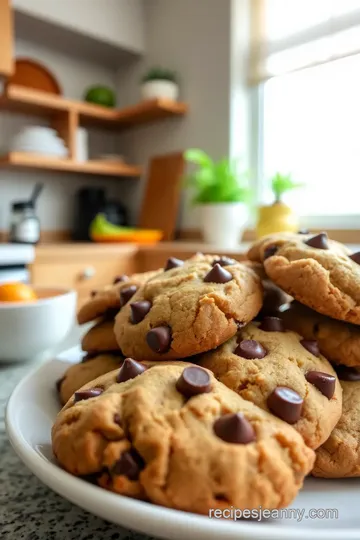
6,58,61,95
139,152,185,241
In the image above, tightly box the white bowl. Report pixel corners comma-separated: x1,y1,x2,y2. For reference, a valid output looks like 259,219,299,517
0,287,77,363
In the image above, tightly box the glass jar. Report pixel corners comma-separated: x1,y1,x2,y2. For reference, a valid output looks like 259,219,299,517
9,202,40,244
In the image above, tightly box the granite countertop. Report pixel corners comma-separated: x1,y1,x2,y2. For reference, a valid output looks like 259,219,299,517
0,359,156,540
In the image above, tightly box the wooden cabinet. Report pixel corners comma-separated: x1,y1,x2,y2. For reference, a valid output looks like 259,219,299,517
30,244,139,308
0,0,14,77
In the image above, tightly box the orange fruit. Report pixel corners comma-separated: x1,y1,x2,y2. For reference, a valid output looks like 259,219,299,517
0,282,37,303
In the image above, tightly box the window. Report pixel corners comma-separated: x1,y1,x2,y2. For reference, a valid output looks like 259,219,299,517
251,0,360,225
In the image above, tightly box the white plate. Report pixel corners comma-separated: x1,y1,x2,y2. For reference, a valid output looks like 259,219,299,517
5,349,360,540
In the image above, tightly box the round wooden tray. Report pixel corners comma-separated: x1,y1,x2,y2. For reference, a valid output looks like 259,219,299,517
6,58,62,95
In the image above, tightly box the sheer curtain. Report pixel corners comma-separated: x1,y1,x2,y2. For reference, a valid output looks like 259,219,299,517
249,0,360,84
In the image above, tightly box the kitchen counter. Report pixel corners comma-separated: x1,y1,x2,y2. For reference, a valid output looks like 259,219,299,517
0,355,155,540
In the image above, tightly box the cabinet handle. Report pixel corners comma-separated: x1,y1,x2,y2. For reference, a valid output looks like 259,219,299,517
80,266,96,280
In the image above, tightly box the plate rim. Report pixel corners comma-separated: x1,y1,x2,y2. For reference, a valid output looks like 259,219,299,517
5,354,360,540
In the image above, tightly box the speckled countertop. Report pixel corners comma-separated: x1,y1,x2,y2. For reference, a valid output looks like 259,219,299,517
0,359,156,540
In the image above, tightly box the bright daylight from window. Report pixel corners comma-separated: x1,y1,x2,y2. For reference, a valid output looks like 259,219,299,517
262,54,360,219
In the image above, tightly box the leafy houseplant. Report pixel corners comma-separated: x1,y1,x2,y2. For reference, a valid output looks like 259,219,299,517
256,172,303,237
184,148,252,247
141,67,179,101
271,172,302,203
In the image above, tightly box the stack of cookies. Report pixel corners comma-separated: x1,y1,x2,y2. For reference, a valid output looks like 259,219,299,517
52,239,355,515
247,230,360,478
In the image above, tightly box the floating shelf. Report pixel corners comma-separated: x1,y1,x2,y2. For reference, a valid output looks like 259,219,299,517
0,85,188,128
0,152,142,177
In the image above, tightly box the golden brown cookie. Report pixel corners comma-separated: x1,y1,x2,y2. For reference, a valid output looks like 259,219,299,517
52,362,314,513
247,231,348,264
114,258,263,360
77,270,158,325
313,367,360,478
261,232,360,324
247,232,307,263
81,319,119,353
280,302,360,368
199,319,342,449
56,353,124,405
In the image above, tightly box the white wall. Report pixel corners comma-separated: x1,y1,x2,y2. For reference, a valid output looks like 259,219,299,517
12,0,145,54
0,38,124,232
116,0,233,230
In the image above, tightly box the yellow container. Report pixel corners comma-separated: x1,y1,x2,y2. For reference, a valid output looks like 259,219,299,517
256,202,298,238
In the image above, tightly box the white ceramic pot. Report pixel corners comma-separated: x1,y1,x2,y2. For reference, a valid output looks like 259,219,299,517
141,80,179,101
199,202,248,248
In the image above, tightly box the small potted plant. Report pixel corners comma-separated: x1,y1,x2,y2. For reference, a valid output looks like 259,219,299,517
184,148,252,247
256,172,302,237
141,67,179,101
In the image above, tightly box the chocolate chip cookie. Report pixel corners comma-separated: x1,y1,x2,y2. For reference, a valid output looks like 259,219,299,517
77,270,158,325
280,302,360,368
52,362,314,513
81,319,119,353
313,367,360,478
57,353,124,405
247,231,348,263
199,318,342,448
260,232,360,324
114,258,263,360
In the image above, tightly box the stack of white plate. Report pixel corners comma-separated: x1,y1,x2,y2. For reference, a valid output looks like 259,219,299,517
10,126,68,158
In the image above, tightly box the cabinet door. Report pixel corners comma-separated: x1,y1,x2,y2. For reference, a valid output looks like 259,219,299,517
0,0,13,77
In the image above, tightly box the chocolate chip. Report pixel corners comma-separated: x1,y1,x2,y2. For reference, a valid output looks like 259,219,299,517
212,257,236,267
300,339,320,357
259,316,285,332
176,366,212,397
146,326,171,353
214,413,256,444
130,300,152,324
259,282,289,318
305,232,329,250
204,263,232,284
313,323,320,335
335,365,360,381
113,275,129,284
90,290,97,297
116,358,146,383
103,308,120,320
267,387,303,424
55,376,65,393
112,449,144,481
298,228,310,234
81,352,97,363
120,285,137,307
305,371,336,399
349,252,360,265
235,339,267,359
74,388,103,402
263,245,277,259
113,413,122,426
164,257,184,271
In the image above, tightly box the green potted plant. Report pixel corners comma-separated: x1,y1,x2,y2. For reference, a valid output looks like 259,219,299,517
256,172,302,237
184,148,252,247
141,67,179,101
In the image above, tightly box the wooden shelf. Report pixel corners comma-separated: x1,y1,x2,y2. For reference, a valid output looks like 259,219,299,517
0,152,142,177
0,85,188,128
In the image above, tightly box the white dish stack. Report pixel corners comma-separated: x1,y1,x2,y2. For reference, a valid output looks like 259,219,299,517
10,126,68,158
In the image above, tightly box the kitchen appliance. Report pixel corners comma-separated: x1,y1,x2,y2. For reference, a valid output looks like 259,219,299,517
0,244,34,284
72,187,128,242
9,183,43,245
